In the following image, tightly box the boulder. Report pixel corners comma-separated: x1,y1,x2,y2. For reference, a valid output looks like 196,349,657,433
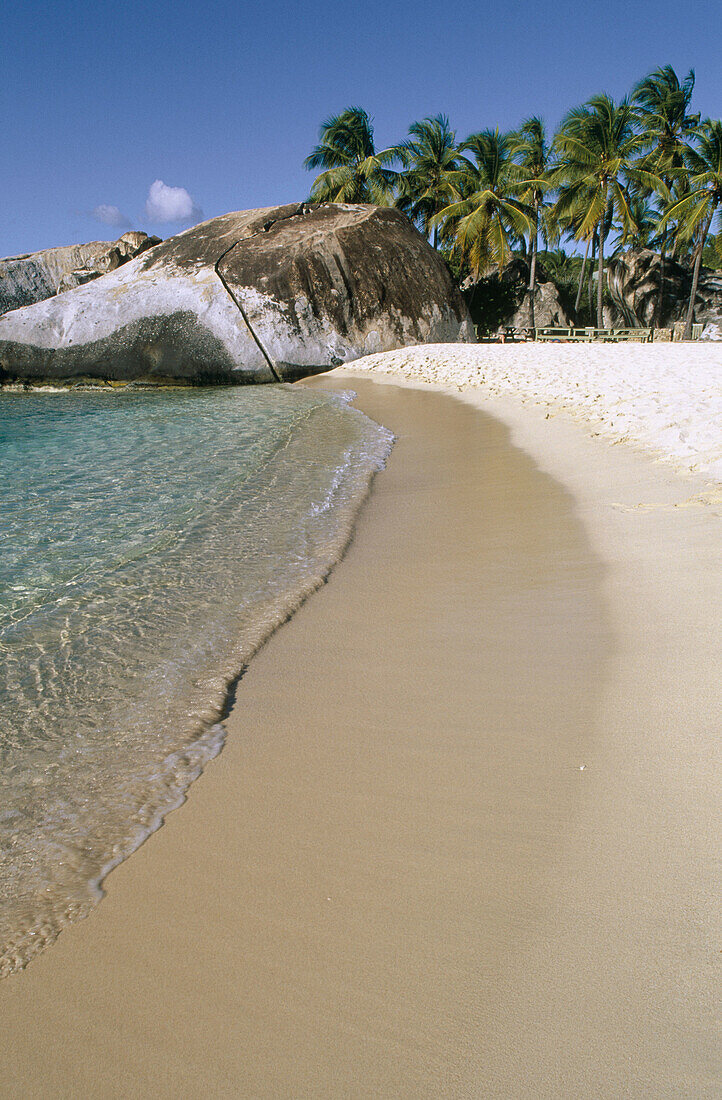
606,248,722,328
0,232,161,316
0,203,473,385
694,268,722,328
505,263,571,329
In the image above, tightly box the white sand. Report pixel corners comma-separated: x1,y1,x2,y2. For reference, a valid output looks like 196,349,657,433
347,343,722,482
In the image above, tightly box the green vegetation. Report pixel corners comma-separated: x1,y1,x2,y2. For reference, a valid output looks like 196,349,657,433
304,68,721,332
434,130,534,280
662,119,722,336
303,107,398,205
509,117,553,327
392,114,462,249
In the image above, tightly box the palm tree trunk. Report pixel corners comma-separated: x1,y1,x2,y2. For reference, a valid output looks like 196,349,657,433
656,230,667,327
683,209,714,340
432,196,441,250
528,203,538,329
588,232,597,321
597,232,605,328
596,188,608,328
575,237,591,315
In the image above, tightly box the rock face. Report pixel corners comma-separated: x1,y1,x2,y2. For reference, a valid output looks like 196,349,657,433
606,248,722,328
691,267,722,328
0,232,161,317
462,258,570,334
503,260,571,329
0,204,473,384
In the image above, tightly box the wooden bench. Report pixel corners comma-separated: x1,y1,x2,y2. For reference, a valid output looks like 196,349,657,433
535,327,651,343
535,327,598,342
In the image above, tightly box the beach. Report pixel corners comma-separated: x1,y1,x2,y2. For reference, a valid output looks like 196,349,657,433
346,342,722,482
0,345,720,1097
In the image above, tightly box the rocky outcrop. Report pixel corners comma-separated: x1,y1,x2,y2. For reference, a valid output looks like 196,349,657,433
0,204,473,384
606,248,722,328
0,232,161,317
463,258,570,334
503,260,571,329
693,268,722,328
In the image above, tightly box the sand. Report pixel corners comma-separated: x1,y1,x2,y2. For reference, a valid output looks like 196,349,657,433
348,342,722,482
0,366,719,1098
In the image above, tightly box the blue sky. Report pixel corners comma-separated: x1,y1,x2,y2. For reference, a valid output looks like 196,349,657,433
3,0,720,256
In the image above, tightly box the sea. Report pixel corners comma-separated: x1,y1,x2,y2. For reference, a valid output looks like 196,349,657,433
0,382,392,977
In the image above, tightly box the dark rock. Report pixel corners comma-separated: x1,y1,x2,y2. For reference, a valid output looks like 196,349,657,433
0,204,473,384
462,257,570,333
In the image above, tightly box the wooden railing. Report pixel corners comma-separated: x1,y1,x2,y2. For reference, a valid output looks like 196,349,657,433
475,324,705,343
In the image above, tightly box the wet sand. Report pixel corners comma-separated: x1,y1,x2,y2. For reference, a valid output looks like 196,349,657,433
0,376,719,1097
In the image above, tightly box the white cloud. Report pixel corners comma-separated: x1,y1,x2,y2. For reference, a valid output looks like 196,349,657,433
143,179,202,225
92,204,131,229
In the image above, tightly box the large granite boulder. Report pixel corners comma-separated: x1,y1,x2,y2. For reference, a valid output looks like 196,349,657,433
692,267,722,328
502,259,571,329
0,232,160,316
606,248,722,328
0,203,473,385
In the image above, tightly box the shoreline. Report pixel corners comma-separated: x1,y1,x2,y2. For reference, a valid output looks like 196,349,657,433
0,383,392,980
0,369,719,1096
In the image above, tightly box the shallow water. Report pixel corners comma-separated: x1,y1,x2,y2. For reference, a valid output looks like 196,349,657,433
0,383,392,976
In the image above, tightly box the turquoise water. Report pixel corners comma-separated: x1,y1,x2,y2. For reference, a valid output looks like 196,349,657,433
0,384,392,977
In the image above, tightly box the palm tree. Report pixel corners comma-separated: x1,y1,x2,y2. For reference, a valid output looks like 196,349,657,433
304,107,398,204
434,129,534,277
633,66,699,321
553,94,652,326
393,114,463,248
509,117,554,326
662,118,722,338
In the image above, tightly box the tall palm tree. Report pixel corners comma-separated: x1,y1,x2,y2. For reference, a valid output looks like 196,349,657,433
509,117,554,326
662,118,722,338
633,66,699,321
304,107,398,204
553,94,652,325
434,129,534,277
393,114,463,248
